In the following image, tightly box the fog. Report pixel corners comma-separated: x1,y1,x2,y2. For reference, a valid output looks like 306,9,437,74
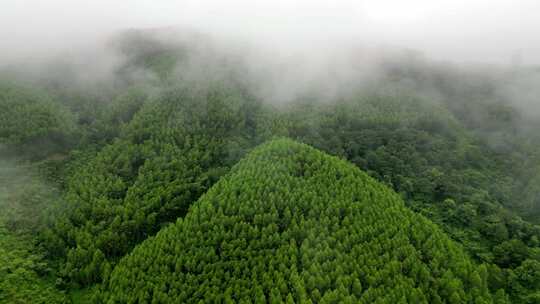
1,1,539,116
2,4,540,301
2,0,540,65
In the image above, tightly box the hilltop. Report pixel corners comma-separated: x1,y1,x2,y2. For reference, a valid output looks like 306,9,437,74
100,139,494,303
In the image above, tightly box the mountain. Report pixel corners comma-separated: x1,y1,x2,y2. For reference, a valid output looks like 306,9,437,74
100,139,495,303
2,30,539,302
0,81,76,158
41,83,270,286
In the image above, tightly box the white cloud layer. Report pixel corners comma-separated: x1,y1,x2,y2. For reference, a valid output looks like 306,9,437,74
1,0,539,64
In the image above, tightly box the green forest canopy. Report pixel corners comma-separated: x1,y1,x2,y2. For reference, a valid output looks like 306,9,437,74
1,30,540,303
101,139,495,303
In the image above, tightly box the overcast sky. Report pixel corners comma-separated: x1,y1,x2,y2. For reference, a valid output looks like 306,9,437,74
1,0,540,64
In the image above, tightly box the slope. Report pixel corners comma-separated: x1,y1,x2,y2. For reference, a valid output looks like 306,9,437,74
0,159,66,303
0,81,76,159
100,139,497,303
41,83,270,286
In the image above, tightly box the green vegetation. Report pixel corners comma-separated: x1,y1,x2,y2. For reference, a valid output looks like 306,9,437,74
0,160,66,303
282,96,540,262
41,83,269,287
100,139,496,303
0,82,76,158
1,30,539,303
279,96,540,303
0,226,66,304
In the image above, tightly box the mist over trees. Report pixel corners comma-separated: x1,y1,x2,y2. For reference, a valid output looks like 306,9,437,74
1,27,539,303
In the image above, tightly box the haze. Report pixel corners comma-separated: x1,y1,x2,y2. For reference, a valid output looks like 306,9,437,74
2,0,540,65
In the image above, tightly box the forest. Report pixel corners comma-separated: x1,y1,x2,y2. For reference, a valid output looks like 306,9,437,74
1,29,540,303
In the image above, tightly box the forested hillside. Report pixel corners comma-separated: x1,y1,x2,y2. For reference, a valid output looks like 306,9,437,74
0,82,76,159
0,29,539,303
0,158,66,303
41,83,270,287
100,139,495,303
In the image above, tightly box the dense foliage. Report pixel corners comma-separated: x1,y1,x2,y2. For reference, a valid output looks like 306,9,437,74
1,30,539,303
278,96,540,303
0,159,66,303
40,83,269,286
0,82,76,158
100,139,496,303
0,226,66,304
281,96,540,259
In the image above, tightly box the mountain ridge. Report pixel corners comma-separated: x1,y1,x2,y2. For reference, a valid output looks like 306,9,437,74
100,138,495,303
